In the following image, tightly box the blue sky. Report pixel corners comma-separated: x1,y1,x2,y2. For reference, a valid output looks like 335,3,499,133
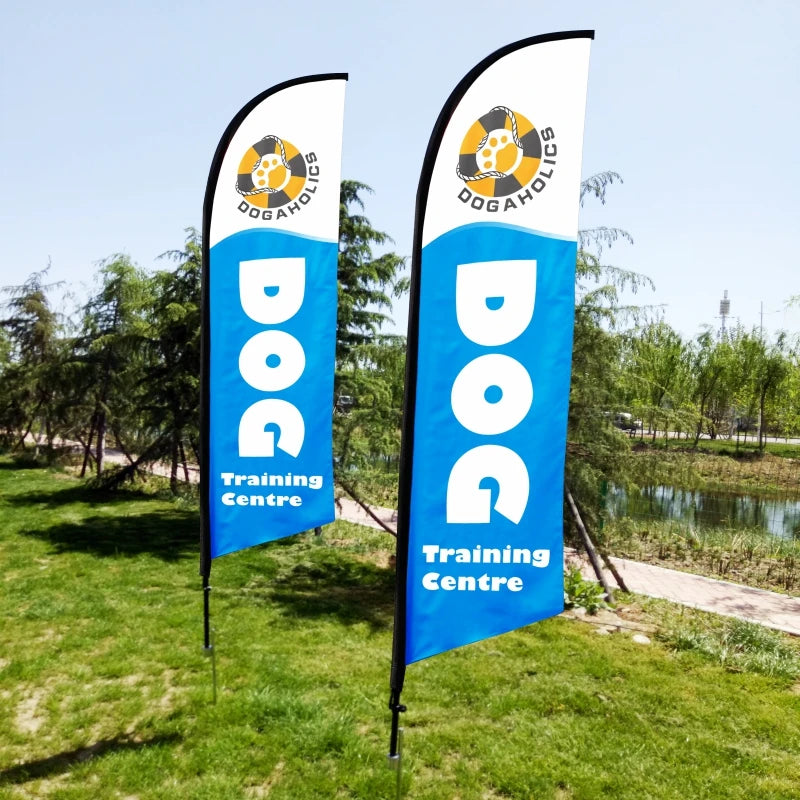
1,0,797,339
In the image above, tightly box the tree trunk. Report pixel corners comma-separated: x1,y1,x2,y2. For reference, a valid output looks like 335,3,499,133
81,416,96,478
110,423,138,467
95,410,106,476
170,433,179,494
189,436,201,468
179,439,190,483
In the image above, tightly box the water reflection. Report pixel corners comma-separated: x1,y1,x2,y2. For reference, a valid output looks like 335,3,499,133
608,485,800,539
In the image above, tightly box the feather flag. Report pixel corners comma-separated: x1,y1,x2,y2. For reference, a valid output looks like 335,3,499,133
390,33,592,752
200,75,347,573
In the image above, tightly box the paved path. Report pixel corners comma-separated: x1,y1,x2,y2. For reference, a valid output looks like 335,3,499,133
334,497,800,636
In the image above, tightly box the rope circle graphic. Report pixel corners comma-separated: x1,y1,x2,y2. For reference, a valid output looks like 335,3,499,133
457,107,542,198
236,135,308,209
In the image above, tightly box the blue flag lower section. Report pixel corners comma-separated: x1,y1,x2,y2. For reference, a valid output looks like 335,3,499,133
208,228,336,558
406,222,576,664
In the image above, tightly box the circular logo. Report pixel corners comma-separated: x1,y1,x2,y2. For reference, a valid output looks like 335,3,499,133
457,107,542,197
236,135,307,209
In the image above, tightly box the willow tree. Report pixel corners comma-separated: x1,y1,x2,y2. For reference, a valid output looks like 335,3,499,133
566,172,653,526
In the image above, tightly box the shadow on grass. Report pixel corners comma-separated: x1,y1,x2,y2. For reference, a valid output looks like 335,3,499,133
20,510,199,561
5,481,172,509
0,459,52,471
0,733,181,785
265,554,395,631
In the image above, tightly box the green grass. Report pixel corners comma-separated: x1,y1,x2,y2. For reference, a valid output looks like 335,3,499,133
2,461,800,799
692,438,800,460
661,616,800,679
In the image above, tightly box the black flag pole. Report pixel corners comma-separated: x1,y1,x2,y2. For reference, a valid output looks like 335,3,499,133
387,32,518,759
387,30,593,764
387,35,471,761
388,44,458,757
388,105,426,763
200,158,214,692
198,90,229,695
198,75,348,705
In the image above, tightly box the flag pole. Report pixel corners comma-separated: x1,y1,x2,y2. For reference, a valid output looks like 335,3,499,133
387,122,427,762
387,36,457,758
200,126,215,699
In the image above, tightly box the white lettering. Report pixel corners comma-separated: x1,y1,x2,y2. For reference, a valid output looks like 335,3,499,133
239,330,305,392
446,445,529,524
238,399,305,457
455,260,536,346
451,354,533,435
239,258,305,324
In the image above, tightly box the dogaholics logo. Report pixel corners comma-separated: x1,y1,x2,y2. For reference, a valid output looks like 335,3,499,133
456,106,557,212
236,135,320,221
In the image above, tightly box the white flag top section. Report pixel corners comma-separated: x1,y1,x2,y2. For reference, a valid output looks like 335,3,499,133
209,79,346,248
422,37,591,246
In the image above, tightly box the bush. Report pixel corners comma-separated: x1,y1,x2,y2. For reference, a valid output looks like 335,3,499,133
564,566,608,614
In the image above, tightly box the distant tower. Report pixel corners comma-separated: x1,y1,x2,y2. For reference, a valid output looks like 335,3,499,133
719,290,730,338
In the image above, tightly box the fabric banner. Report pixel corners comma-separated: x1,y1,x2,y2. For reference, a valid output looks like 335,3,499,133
201,75,346,566
396,33,592,665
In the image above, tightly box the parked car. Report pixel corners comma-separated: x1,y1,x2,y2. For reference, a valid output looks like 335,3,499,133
612,412,637,431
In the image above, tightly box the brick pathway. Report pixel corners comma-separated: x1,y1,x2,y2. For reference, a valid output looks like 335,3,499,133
334,497,800,636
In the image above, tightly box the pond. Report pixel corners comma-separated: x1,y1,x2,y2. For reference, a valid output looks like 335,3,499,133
606,485,800,539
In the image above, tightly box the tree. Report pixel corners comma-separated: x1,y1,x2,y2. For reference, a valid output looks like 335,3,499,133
689,330,733,444
333,181,408,501
336,180,407,366
0,268,65,453
566,172,653,523
625,321,689,443
76,254,152,475
143,229,203,491
90,230,201,493
748,332,790,450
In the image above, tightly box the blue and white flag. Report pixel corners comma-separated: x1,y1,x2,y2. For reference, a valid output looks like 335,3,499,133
393,33,592,668
201,75,346,566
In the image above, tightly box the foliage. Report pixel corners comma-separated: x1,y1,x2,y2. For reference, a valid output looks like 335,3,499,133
336,180,407,365
142,228,203,489
1,177,798,517
0,267,67,454
333,182,407,504
566,172,654,531
563,566,608,613
73,254,153,476
567,174,799,553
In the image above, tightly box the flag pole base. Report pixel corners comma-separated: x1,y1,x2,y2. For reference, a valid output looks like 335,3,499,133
203,628,217,704
388,690,406,758
387,726,404,799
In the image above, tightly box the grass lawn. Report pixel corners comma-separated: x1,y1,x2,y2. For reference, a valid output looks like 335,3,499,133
1,459,800,799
